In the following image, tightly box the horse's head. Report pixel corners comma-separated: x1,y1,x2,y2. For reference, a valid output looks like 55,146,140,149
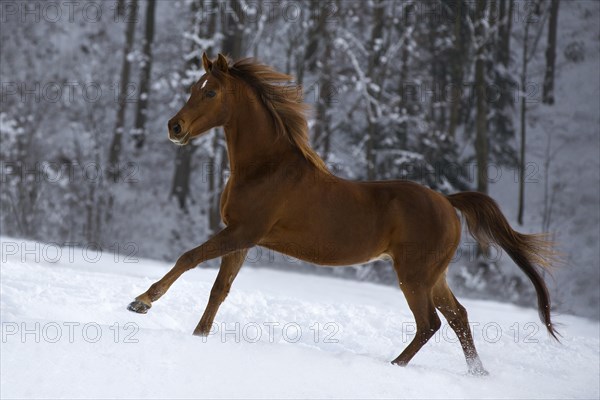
168,53,233,146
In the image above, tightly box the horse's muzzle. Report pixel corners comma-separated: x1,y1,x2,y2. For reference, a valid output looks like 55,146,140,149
169,131,190,146
168,118,190,145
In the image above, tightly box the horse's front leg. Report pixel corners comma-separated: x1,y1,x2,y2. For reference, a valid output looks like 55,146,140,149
193,249,248,336
127,226,258,314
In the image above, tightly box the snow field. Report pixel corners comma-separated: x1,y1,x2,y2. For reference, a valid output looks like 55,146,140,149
1,238,598,399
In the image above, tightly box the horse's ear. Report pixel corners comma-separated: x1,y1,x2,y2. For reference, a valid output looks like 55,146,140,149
215,53,229,73
202,52,212,73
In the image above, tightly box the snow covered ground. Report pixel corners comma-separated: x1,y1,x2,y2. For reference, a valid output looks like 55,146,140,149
1,238,598,399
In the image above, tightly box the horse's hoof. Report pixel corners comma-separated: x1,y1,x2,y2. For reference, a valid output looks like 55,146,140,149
127,300,151,314
192,325,212,337
468,367,489,376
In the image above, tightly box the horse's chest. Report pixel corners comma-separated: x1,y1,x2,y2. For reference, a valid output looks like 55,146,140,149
219,184,248,225
219,181,276,226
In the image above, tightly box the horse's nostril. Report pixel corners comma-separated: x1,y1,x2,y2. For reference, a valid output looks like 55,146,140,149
173,123,182,135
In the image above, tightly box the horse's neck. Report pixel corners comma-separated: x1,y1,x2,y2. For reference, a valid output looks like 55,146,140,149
223,96,301,176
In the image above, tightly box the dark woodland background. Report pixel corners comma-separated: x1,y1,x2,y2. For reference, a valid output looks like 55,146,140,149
1,0,598,319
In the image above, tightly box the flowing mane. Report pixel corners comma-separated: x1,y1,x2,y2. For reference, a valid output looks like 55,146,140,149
227,58,330,174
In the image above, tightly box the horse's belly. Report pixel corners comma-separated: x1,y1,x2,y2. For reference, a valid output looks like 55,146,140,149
259,221,387,266
259,240,380,266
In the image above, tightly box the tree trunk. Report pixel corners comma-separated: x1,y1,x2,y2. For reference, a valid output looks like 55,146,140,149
397,3,414,149
498,0,514,66
475,0,488,194
221,0,245,59
171,145,197,210
428,11,437,128
543,0,559,104
438,60,447,132
448,0,463,140
309,0,334,161
170,0,206,211
313,39,333,162
365,0,385,180
517,15,531,225
207,132,225,233
108,0,138,181
304,0,326,73
505,0,514,65
498,0,506,47
489,1,498,40
205,0,245,233
132,0,156,149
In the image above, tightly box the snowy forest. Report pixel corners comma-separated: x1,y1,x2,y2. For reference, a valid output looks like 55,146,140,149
1,0,598,320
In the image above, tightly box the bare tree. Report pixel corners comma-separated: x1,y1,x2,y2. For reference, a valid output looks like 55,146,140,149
543,0,560,105
448,0,466,140
518,1,548,224
108,0,138,181
365,0,385,180
475,0,489,194
498,0,514,66
517,7,531,225
206,0,246,233
396,2,415,149
308,0,336,161
170,0,210,212
132,0,156,149
541,132,563,232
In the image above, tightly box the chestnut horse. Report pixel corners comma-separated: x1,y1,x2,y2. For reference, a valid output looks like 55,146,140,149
128,53,559,375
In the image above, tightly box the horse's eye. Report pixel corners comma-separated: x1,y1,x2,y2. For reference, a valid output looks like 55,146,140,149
206,90,216,98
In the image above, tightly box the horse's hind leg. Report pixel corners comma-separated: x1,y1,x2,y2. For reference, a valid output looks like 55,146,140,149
433,279,488,375
193,249,247,336
391,279,441,366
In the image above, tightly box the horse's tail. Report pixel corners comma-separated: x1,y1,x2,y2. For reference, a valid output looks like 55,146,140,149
446,191,560,341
